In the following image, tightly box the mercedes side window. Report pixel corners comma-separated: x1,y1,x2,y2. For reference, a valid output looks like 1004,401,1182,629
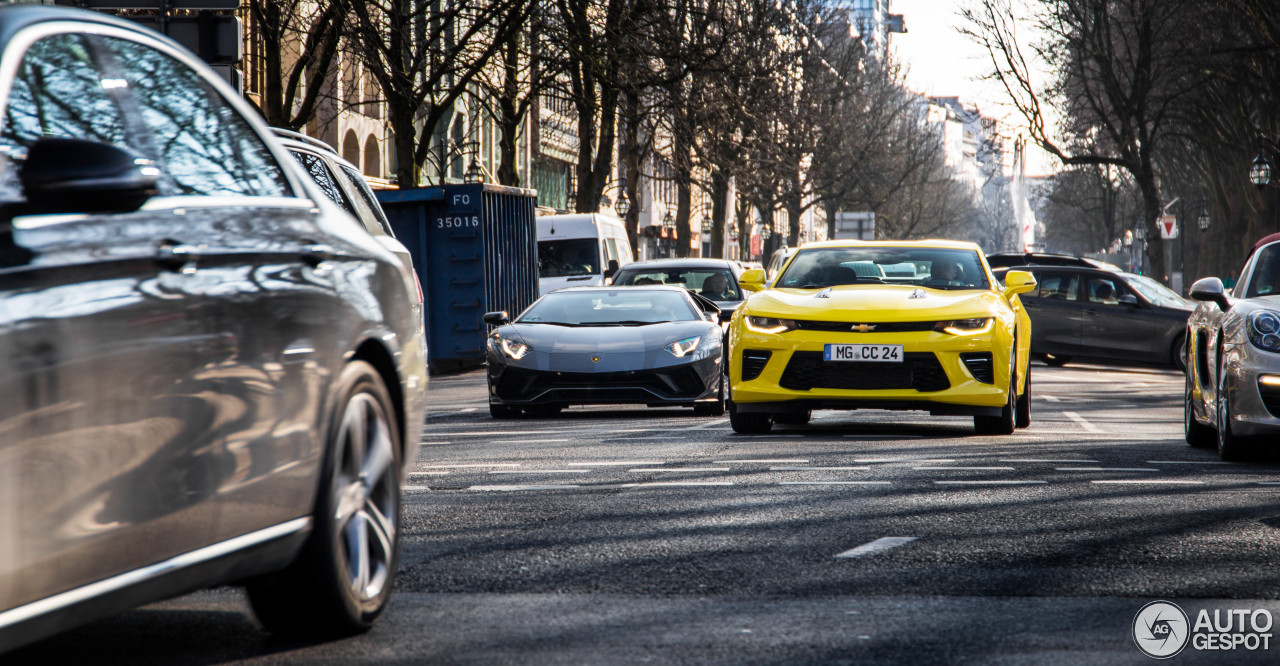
1036,273,1078,301
96,36,289,198
0,33,129,201
288,150,354,214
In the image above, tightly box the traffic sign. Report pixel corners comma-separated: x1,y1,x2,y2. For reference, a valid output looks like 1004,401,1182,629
1159,214,1177,240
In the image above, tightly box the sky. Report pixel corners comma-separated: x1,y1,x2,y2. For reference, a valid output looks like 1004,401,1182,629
888,0,1058,177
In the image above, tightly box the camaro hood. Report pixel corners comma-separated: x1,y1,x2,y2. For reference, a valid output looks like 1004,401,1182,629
745,285,1003,319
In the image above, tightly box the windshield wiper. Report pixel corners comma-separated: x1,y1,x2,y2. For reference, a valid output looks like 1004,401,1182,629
577,320,669,326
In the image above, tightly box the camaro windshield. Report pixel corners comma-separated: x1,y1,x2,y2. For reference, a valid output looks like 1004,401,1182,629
776,247,990,290
518,290,701,325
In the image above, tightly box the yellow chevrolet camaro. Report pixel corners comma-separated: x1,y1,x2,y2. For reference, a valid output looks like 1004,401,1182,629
727,240,1037,434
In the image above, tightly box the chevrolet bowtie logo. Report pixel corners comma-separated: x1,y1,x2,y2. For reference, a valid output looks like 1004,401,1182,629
592,356,601,362
851,324,876,332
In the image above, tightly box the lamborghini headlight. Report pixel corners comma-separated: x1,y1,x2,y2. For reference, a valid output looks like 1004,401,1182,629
666,336,702,358
934,317,993,335
745,316,797,334
1248,310,1280,353
491,335,531,360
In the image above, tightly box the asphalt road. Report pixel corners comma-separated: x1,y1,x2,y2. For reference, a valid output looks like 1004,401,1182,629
13,362,1280,665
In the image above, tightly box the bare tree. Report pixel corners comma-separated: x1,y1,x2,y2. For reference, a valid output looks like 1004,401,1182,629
246,0,346,130
345,0,532,187
962,0,1210,280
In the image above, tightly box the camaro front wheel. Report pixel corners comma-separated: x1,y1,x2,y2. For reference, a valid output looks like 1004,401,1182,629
247,360,403,637
728,400,772,434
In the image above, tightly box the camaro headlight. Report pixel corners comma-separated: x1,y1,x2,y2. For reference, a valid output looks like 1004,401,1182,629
666,336,702,358
745,316,797,334
499,337,531,360
1248,311,1280,352
934,317,993,335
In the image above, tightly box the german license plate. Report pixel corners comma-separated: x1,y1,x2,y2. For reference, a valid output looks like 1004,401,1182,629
823,344,903,362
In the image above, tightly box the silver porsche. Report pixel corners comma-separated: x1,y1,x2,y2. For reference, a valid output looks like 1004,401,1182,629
1185,234,1280,459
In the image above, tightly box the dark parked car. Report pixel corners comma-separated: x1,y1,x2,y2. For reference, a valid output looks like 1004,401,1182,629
993,265,1192,369
610,257,746,320
0,6,426,652
484,286,725,417
987,251,1120,270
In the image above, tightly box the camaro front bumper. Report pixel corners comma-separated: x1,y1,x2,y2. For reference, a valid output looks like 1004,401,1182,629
728,328,1017,417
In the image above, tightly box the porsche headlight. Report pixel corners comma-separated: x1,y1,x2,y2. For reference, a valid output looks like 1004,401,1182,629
1248,311,1280,353
934,317,994,335
745,316,797,334
666,336,702,358
494,336,531,360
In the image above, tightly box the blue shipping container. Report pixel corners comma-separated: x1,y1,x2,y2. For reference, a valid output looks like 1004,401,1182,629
377,183,539,373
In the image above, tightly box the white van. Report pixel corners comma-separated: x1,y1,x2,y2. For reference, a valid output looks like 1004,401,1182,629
537,213,635,295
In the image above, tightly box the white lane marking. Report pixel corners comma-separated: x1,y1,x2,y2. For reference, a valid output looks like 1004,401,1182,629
771,466,871,471
835,537,918,559
410,471,450,476
781,481,891,486
688,419,729,430
403,485,432,491
422,463,522,469
715,459,809,464
491,439,570,444
1000,459,1100,463
470,484,582,491
1056,467,1159,472
569,461,665,466
1042,395,1061,402
623,481,734,487
489,469,590,474
934,480,1048,486
915,466,1015,471
1064,412,1103,433
459,407,478,413
430,431,560,437
1256,482,1280,486
628,467,731,473
418,442,453,446
1091,480,1205,485
843,435,922,439
1147,460,1238,465
855,458,956,464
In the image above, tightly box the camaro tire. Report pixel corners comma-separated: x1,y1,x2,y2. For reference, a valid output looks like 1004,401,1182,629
974,360,1017,435
728,399,772,434
247,360,403,637
1015,370,1031,429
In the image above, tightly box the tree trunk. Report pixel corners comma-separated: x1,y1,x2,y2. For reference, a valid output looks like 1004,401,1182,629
674,129,692,257
709,170,727,259
496,32,522,187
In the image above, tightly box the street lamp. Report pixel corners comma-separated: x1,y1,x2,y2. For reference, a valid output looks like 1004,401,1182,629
662,210,674,230
616,191,631,217
464,158,485,184
1198,209,1210,232
1251,154,1273,190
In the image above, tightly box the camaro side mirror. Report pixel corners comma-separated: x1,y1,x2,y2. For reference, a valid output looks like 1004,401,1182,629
1189,277,1230,311
482,311,510,326
19,137,158,215
1002,270,1037,298
739,269,767,292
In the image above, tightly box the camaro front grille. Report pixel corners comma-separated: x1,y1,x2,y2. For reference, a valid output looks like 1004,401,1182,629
496,366,705,400
778,351,950,392
792,320,936,333
960,352,994,384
